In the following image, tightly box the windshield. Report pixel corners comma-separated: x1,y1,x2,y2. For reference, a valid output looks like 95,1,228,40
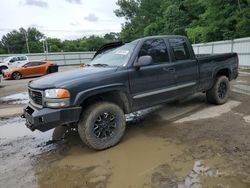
3,57,11,62
90,40,138,66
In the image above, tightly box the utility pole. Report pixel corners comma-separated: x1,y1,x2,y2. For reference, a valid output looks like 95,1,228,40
43,39,48,60
24,31,30,54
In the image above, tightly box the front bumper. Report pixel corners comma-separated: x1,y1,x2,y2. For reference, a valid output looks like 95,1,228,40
22,103,82,132
2,71,11,79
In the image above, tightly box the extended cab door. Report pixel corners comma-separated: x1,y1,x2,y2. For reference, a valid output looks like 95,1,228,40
168,38,199,97
129,38,177,111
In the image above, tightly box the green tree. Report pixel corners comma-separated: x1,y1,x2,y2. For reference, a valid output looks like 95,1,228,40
85,35,107,51
186,0,250,42
0,41,6,54
47,38,62,52
163,4,190,35
49,45,61,52
235,0,250,37
1,29,26,53
115,0,190,40
104,32,120,41
63,40,78,52
144,23,159,36
1,27,44,53
115,0,250,43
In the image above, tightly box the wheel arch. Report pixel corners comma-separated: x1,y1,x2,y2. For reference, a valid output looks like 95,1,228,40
0,65,9,74
208,68,231,90
0,65,8,69
78,90,131,114
215,68,231,80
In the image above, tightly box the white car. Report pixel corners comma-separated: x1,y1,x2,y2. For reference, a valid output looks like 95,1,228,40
0,56,29,73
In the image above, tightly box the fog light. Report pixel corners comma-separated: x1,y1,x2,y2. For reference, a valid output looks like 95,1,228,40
46,101,69,108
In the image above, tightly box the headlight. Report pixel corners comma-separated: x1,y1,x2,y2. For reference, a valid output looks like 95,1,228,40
45,89,70,99
44,89,70,108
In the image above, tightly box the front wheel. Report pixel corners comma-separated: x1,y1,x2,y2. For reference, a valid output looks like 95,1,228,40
78,102,126,150
12,72,22,80
206,76,230,105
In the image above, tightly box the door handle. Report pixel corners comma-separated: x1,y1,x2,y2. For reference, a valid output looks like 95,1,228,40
163,67,175,73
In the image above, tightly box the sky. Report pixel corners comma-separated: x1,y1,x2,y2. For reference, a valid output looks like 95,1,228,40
0,0,125,40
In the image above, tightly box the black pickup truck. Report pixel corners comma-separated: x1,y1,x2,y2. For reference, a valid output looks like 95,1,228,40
23,35,238,150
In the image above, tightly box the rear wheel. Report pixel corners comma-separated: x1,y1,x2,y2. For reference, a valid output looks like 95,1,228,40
78,102,126,150
206,76,230,105
12,72,22,80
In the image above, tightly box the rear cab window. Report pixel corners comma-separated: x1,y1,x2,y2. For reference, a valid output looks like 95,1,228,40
139,38,170,64
169,38,191,61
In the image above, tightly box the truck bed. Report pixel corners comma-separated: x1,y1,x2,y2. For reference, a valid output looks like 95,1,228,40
196,53,238,92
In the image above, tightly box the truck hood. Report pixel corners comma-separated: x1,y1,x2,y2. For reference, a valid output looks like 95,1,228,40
29,66,118,89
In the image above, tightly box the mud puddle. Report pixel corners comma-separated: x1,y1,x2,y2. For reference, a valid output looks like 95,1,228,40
0,117,55,188
0,117,52,140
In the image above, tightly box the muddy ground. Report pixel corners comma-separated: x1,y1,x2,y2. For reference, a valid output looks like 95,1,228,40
0,69,250,188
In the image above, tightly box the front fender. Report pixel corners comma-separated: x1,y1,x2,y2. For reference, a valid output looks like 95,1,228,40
73,83,129,106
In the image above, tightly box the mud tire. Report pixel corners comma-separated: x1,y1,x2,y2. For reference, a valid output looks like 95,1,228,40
78,102,126,150
206,76,230,105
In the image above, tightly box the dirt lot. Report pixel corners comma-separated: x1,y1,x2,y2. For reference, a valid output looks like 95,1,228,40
0,68,250,188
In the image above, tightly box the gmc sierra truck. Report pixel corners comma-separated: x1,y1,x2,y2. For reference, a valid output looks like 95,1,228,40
22,35,239,150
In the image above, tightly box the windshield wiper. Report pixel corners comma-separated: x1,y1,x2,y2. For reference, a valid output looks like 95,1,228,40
92,63,109,67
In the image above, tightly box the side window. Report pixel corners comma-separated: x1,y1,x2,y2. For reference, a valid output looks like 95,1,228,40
10,57,17,62
19,57,26,61
169,38,190,61
25,62,32,67
139,39,169,64
26,62,38,67
37,62,46,66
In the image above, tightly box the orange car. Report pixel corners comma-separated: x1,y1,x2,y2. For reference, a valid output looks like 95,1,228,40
3,60,58,80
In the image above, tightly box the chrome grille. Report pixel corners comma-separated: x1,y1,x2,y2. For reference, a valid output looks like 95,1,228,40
29,89,43,106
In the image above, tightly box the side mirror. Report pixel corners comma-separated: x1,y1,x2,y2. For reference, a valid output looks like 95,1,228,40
23,65,28,68
9,59,14,63
134,55,152,68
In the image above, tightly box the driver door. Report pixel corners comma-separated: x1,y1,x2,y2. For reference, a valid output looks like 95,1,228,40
128,38,176,111
22,62,40,76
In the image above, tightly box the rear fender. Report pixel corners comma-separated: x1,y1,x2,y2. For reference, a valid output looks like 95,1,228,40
209,67,232,89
